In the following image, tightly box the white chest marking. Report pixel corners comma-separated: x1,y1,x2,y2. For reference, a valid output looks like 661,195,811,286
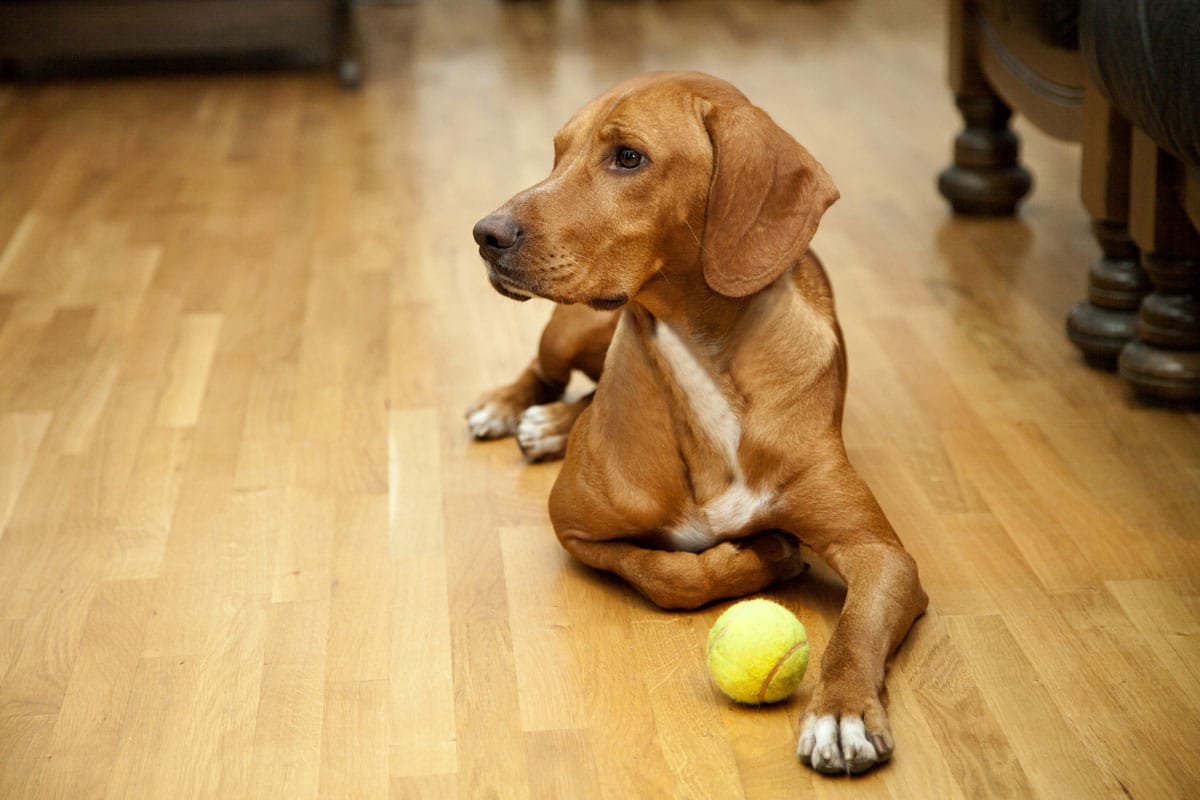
652,322,771,552
653,322,741,468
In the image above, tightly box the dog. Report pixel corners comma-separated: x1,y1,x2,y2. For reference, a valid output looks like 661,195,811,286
466,71,927,775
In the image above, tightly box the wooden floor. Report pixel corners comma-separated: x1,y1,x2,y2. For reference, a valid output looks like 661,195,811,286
1,0,1198,797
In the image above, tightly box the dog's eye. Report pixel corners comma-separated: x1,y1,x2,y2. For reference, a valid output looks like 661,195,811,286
615,148,644,170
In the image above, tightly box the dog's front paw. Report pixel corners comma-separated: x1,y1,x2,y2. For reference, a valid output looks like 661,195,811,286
465,397,522,440
515,402,576,461
797,694,893,775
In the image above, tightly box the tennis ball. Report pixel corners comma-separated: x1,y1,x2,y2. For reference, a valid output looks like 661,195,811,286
706,598,809,705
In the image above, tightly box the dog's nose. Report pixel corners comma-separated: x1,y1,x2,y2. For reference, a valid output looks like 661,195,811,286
473,214,524,254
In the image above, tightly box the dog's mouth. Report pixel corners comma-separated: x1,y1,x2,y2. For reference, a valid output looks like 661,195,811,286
483,256,629,311
486,269,535,302
586,294,628,311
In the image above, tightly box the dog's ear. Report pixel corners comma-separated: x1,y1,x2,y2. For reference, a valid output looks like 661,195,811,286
700,104,839,297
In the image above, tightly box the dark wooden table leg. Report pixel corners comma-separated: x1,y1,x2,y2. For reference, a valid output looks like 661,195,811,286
1069,90,1150,366
1068,221,1148,366
937,0,1032,215
1118,130,1200,402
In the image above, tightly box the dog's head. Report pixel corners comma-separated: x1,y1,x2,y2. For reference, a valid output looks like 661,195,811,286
473,71,838,308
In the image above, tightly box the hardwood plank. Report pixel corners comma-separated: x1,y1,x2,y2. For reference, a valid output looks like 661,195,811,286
389,407,456,780
31,580,155,799
1106,578,1200,705
876,645,967,800
389,555,456,778
8,306,97,412
325,494,391,683
500,524,583,733
631,614,747,799
524,728,603,800
389,408,445,559
155,312,223,428
0,453,83,622
111,593,267,797
717,699,823,800
319,680,390,800
450,619,531,800
0,713,56,799
0,518,104,719
247,659,325,800
247,599,328,800
903,618,1035,797
1052,588,1200,798
107,427,193,581
946,614,1117,798
390,772,458,800
0,411,51,539
940,429,1103,593
560,558,676,799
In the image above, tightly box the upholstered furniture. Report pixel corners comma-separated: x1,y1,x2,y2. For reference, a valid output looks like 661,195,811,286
0,0,360,87
939,0,1200,402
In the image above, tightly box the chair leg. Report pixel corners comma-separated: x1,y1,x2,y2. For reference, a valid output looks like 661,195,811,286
1071,88,1144,369
938,93,1033,215
1066,221,1149,367
937,0,1031,216
1118,131,1200,403
1119,252,1200,402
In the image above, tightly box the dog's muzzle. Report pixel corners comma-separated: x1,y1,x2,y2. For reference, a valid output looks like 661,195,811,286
474,213,536,301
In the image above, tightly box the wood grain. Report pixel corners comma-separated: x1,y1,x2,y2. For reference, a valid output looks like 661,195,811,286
0,0,1197,797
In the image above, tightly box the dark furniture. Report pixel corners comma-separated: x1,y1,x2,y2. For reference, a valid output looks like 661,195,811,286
0,0,360,87
939,0,1200,402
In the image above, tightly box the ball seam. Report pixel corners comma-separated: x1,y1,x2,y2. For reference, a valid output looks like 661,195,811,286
757,636,808,704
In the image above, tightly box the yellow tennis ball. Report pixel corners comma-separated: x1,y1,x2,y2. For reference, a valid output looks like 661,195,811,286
706,598,809,705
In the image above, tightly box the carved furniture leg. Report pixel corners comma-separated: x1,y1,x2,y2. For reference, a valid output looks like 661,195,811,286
937,0,1032,215
1069,89,1150,366
1118,130,1200,402
1067,222,1148,366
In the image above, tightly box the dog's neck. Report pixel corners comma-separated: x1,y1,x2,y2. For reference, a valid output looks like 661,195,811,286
632,262,792,348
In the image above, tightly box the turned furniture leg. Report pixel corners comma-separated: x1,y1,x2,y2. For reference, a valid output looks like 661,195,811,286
937,0,1032,215
1067,222,1148,366
1118,130,1200,402
1069,89,1150,366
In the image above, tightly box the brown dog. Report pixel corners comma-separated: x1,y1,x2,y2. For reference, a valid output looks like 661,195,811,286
467,72,927,775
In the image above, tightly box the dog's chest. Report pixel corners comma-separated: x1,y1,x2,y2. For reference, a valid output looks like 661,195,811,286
649,321,771,551
652,321,741,467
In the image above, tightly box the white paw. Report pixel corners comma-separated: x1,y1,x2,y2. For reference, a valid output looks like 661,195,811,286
515,404,570,461
797,714,890,775
466,402,516,440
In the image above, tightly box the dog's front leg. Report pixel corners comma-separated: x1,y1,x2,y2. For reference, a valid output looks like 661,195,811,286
466,358,565,440
514,392,594,461
558,531,807,610
797,540,925,774
466,305,617,447
776,471,927,775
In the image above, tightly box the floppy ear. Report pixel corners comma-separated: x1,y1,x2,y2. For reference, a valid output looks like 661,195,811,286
701,104,839,297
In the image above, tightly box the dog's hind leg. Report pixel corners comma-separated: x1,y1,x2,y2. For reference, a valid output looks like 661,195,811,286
557,531,807,610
